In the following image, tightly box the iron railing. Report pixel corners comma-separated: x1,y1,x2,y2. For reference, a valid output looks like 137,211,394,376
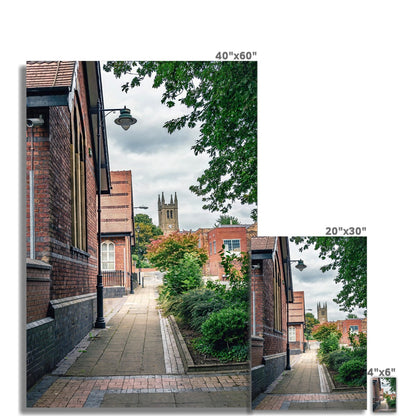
102,270,128,287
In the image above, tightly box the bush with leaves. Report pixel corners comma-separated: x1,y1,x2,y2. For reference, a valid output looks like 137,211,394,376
175,288,228,331
336,359,366,386
385,395,396,409
325,349,352,371
162,253,203,298
320,332,341,355
194,306,249,361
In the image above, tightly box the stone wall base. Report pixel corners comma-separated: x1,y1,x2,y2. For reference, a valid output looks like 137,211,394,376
103,286,127,298
251,352,286,399
26,293,96,390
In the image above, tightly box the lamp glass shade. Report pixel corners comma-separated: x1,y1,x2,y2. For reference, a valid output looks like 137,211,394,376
114,107,137,130
295,260,307,271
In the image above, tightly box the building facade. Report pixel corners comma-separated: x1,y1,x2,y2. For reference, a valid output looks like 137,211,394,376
288,291,306,354
26,61,110,389
336,318,367,345
158,192,179,234
100,170,135,296
251,236,294,399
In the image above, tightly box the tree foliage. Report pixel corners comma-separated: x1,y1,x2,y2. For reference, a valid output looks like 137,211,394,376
385,377,396,394
305,312,320,339
133,213,162,261
291,237,367,312
103,61,257,220
214,214,240,227
311,322,342,342
146,231,208,272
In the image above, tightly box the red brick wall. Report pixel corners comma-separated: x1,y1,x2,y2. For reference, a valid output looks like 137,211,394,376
101,235,132,277
207,226,248,278
26,62,99,310
336,318,365,345
289,324,304,351
26,264,51,322
251,254,287,358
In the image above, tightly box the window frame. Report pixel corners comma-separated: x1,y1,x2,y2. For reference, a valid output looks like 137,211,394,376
101,240,115,271
223,239,241,254
349,325,359,334
289,326,296,342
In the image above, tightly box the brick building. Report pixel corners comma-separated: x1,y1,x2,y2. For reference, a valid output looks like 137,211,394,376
194,224,257,279
26,61,110,389
288,291,306,354
336,318,367,345
100,170,135,296
251,236,294,399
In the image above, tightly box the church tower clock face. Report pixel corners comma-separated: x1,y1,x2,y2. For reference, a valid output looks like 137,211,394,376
158,192,179,234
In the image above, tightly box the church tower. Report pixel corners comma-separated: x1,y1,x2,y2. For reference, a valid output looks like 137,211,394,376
158,192,179,234
317,302,328,323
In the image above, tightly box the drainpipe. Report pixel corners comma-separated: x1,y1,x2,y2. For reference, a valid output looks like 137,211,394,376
26,116,44,259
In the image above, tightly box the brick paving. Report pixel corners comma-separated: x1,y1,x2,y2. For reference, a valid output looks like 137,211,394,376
253,348,367,410
31,374,249,408
27,272,249,408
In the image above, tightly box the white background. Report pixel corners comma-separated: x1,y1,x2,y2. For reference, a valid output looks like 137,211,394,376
5,1,415,414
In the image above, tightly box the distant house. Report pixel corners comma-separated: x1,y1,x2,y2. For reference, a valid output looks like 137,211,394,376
26,61,110,389
335,318,367,346
288,291,306,354
100,170,135,296
195,223,257,279
251,236,294,399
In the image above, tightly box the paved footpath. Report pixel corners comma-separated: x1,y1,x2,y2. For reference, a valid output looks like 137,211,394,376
27,273,249,408
253,349,367,411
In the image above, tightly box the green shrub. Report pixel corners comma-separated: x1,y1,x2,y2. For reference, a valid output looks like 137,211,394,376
176,288,227,331
320,332,340,354
386,395,396,409
336,359,366,386
326,350,352,371
193,340,248,362
163,253,203,297
198,306,249,352
350,346,367,362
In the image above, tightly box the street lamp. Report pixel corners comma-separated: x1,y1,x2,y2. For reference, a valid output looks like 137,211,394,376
94,99,137,329
286,257,307,370
133,206,148,290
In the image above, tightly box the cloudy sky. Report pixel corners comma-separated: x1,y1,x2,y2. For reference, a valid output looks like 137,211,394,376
289,239,366,322
101,65,255,231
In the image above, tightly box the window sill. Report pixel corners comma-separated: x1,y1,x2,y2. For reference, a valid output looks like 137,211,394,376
70,246,91,257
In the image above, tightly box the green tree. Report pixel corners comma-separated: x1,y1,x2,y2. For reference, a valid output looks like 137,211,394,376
214,214,240,227
103,61,257,220
291,237,367,313
385,377,396,394
305,312,319,339
146,231,208,272
311,322,342,342
133,213,162,261
347,313,358,319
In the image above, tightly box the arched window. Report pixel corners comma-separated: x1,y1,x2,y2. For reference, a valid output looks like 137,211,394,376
289,326,296,342
101,241,115,271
